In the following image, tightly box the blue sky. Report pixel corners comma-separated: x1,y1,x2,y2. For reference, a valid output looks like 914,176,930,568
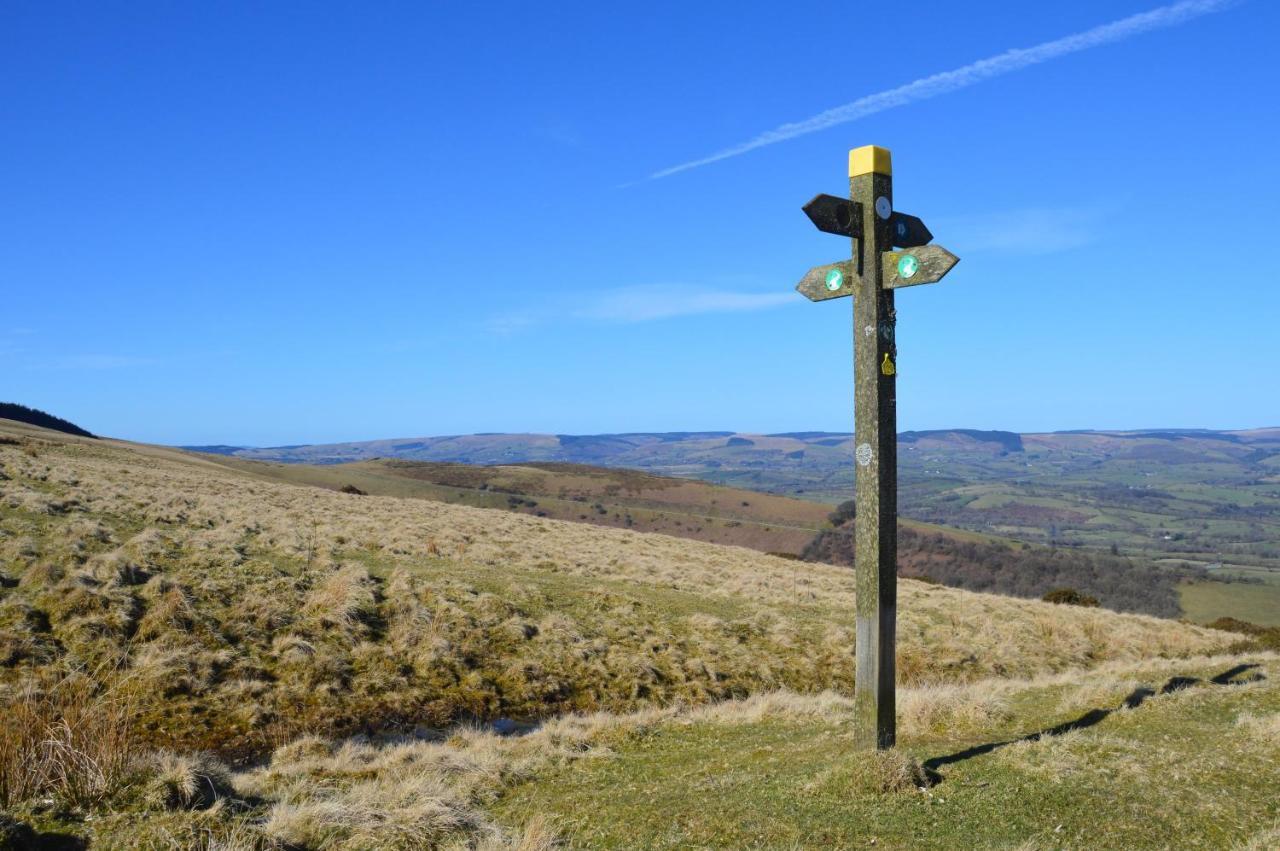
3,0,1277,445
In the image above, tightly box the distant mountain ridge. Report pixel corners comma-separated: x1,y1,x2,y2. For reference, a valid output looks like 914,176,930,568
900,428,1024,452
183,427,1275,470
183,427,1033,464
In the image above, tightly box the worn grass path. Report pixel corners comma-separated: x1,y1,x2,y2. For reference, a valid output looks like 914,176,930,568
496,655,1280,850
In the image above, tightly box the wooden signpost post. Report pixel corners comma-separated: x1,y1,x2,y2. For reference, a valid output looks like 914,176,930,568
796,145,958,750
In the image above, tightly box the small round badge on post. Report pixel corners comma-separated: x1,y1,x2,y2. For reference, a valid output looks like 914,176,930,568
824,268,844,291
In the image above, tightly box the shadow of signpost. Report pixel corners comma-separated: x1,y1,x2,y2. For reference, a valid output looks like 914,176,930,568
924,663,1264,777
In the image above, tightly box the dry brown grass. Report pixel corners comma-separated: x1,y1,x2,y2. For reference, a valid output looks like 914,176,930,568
1235,711,1280,746
1234,822,1280,851
0,667,137,808
143,750,234,810
241,731,536,850
0,424,1238,760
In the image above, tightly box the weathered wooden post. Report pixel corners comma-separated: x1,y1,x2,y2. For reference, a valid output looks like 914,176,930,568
796,145,958,749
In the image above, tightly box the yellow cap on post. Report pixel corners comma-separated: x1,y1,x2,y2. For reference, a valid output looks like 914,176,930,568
849,145,892,177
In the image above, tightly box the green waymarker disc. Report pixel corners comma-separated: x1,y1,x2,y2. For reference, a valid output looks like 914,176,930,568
897,255,919,279
824,268,843,291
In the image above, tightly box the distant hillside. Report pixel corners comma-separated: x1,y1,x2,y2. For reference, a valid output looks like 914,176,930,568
193,453,1235,619
900,428,1023,452
0,402,94,438
179,428,1029,478
200,455,835,556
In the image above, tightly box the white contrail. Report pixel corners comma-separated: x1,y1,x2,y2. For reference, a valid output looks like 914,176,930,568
647,0,1239,181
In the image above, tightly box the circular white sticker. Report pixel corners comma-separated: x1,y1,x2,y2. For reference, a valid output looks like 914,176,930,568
864,324,874,337
875,196,891,220
855,443,874,467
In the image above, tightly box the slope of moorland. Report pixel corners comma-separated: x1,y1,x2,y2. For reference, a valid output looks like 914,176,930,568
198,455,832,557
193,427,1280,572
199,455,1212,619
187,427,1280,627
0,418,1267,849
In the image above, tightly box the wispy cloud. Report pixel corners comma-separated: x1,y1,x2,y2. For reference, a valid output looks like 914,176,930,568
647,0,1240,181
488,284,799,334
934,206,1106,255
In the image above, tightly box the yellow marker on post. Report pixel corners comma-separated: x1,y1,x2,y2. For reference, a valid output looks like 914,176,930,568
849,145,892,177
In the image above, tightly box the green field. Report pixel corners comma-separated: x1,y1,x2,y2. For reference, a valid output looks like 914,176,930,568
1180,575,1280,627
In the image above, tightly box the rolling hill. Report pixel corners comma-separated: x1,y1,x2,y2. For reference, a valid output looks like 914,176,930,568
187,453,1209,619
190,426,1280,624
184,427,1280,561
3,417,1275,848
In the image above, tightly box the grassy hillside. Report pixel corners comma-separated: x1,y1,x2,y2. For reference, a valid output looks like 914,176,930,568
200,454,1229,620
186,427,1280,578
198,455,832,557
0,418,1267,848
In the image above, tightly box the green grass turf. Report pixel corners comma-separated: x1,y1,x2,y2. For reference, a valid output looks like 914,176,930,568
496,658,1280,850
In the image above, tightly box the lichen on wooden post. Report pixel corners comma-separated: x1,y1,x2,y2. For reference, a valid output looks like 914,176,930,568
849,146,898,750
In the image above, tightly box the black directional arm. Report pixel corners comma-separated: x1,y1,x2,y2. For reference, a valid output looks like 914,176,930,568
888,212,932,248
803,194,863,239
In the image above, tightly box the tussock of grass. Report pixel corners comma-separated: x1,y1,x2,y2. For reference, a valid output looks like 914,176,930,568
0,668,137,809
143,750,234,810
1235,711,1280,746
240,729,555,849
1235,822,1280,851
812,749,932,795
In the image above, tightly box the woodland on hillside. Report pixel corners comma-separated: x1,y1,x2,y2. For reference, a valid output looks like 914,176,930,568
0,403,94,438
802,503,1208,617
